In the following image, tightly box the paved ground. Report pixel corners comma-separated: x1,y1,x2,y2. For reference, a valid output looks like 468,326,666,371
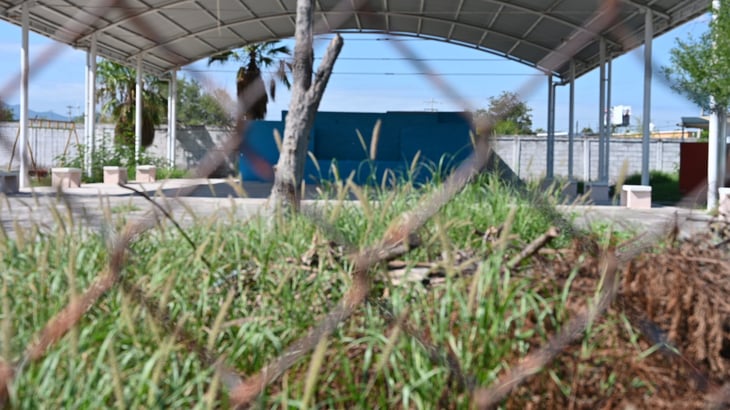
0,178,715,241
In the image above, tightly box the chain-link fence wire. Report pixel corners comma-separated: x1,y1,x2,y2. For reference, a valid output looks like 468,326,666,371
0,0,723,407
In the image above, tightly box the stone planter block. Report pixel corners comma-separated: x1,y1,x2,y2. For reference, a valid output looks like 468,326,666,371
719,188,730,215
719,187,730,204
136,165,156,183
103,166,128,184
51,167,82,188
621,185,652,209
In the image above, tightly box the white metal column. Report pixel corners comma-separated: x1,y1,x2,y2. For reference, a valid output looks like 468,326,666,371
720,110,727,188
135,56,143,164
598,38,607,183
605,53,612,181
84,35,97,177
568,61,575,180
719,0,728,200
166,77,170,164
710,112,720,208
583,138,590,182
167,69,177,167
547,74,555,180
641,10,653,186
19,2,30,189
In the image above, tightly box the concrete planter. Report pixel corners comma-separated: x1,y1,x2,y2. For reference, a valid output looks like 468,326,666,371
51,167,82,188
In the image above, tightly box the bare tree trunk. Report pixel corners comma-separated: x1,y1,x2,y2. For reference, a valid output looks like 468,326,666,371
268,0,343,212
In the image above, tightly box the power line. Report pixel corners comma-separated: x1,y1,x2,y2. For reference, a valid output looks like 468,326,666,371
318,57,508,61
182,68,542,77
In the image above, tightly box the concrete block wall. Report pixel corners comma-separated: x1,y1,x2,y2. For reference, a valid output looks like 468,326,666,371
0,121,114,170
0,119,685,184
493,136,681,183
0,121,234,175
146,126,233,170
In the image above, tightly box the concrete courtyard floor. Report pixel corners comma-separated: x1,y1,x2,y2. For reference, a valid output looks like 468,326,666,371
0,178,716,241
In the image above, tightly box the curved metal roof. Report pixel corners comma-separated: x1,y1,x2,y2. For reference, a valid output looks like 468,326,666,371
0,0,710,79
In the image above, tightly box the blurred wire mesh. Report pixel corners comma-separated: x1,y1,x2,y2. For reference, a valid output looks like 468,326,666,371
0,0,716,407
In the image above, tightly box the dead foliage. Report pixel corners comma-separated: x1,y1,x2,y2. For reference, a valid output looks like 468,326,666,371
499,224,730,410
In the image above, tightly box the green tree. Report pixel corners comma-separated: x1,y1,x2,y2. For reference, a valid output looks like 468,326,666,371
208,41,291,120
0,100,12,121
176,77,233,127
96,60,167,148
662,5,730,113
474,91,533,136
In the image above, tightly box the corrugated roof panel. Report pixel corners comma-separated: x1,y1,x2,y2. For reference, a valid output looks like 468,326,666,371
482,32,519,55
263,15,296,35
164,8,218,33
244,0,290,15
420,18,452,38
450,24,487,46
528,19,573,47
423,0,458,14
489,8,540,40
511,42,549,64
0,0,709,78
388,14,420,34
358,12,387,32
458,1,502,27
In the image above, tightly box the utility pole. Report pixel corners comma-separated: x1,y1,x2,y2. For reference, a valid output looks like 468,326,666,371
424,98,440,112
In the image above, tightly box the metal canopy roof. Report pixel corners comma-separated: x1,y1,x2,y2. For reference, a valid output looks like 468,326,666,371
0,0,710,79
681,116,710,129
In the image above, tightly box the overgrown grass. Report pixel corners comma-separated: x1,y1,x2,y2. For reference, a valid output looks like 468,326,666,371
0,172,617,408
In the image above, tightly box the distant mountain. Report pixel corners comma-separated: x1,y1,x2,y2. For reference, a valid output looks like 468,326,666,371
6,104,69,122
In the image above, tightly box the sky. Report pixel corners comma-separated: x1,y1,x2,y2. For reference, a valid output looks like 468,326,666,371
0,13,712,133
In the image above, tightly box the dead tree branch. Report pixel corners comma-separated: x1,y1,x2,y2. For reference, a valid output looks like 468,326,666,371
506,226,560,270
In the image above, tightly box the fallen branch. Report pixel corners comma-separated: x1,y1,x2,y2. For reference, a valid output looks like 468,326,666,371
506,226,560,270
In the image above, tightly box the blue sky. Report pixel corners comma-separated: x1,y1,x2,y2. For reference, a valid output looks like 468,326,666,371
0,14,710,132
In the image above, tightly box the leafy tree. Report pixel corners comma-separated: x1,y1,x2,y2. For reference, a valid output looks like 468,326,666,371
0,100,12,121
176,76,233,127
96,60,167,148
474,91,533,136
662,5,730,113
208,41,291,120
581,127,595,135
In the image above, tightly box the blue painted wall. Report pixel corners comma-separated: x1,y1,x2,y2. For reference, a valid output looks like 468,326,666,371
240,111,474,185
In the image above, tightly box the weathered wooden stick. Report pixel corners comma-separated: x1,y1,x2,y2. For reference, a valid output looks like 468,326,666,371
506,226,560,270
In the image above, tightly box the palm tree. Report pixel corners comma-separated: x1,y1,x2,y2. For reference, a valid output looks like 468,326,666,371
96,60,167,148
208,41,291,121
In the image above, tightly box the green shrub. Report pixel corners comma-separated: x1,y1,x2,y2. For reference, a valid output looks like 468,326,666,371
622,171,681,205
